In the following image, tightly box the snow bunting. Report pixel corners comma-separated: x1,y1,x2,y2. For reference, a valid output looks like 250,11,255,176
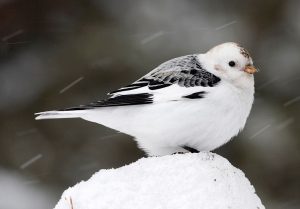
35,42,257,156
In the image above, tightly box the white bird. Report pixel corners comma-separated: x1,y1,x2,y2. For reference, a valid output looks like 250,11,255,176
35,42,257,156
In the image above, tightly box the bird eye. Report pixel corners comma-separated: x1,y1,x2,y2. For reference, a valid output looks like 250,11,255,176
228,61,236,67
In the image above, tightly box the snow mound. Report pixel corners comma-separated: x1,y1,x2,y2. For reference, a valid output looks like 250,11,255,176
54,152,265,209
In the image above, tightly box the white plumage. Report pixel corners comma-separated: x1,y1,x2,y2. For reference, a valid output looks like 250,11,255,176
36,42,257,156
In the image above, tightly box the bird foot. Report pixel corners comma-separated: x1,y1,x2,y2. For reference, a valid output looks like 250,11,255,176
172,152,186,155
182,146,199,153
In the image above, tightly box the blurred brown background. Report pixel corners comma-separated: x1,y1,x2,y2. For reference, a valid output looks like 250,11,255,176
0,0,299,208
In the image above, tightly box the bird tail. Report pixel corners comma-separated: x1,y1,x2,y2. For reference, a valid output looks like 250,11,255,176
35,110,86,120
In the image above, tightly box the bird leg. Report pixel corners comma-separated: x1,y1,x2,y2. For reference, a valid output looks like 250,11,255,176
172,152,186,155
182,146,199,153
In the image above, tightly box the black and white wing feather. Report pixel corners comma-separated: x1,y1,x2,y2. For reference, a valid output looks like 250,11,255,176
61,93,153,110
109,55,220,94
58,55,221,111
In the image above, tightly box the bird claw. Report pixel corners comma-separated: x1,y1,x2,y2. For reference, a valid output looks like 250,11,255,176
172,152,186,155
182,146,199,153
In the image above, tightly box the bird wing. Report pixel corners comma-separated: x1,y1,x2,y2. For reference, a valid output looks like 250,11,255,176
109,55,220,94
61,93,153,110
61,55,221,111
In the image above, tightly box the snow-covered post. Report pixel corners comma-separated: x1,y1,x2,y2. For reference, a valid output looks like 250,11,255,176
54,152,265,209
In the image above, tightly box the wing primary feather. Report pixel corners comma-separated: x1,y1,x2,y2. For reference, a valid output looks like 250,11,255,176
61,93,153,111
148,83,172,90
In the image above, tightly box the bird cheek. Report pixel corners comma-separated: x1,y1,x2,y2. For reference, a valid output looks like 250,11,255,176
214,64,224,72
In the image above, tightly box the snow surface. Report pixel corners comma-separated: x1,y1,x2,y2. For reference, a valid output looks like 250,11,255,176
54,152,265,209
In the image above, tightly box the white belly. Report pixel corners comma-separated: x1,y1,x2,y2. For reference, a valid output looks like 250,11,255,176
82,83,254,156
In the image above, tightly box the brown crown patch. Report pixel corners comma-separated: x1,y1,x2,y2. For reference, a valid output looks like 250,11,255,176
239,47,251,59
235,43,251,58
240,48,250,58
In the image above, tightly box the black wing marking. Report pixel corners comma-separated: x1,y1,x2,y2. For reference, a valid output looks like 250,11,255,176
182,146,199,153
110,78,172,94
109,55,220,94
61,93,153,110
183,91,206,99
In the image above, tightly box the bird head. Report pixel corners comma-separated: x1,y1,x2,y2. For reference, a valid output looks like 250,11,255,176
202,42,257,85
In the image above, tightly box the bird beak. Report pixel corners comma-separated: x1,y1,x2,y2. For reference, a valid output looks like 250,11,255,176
244,65,257,74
